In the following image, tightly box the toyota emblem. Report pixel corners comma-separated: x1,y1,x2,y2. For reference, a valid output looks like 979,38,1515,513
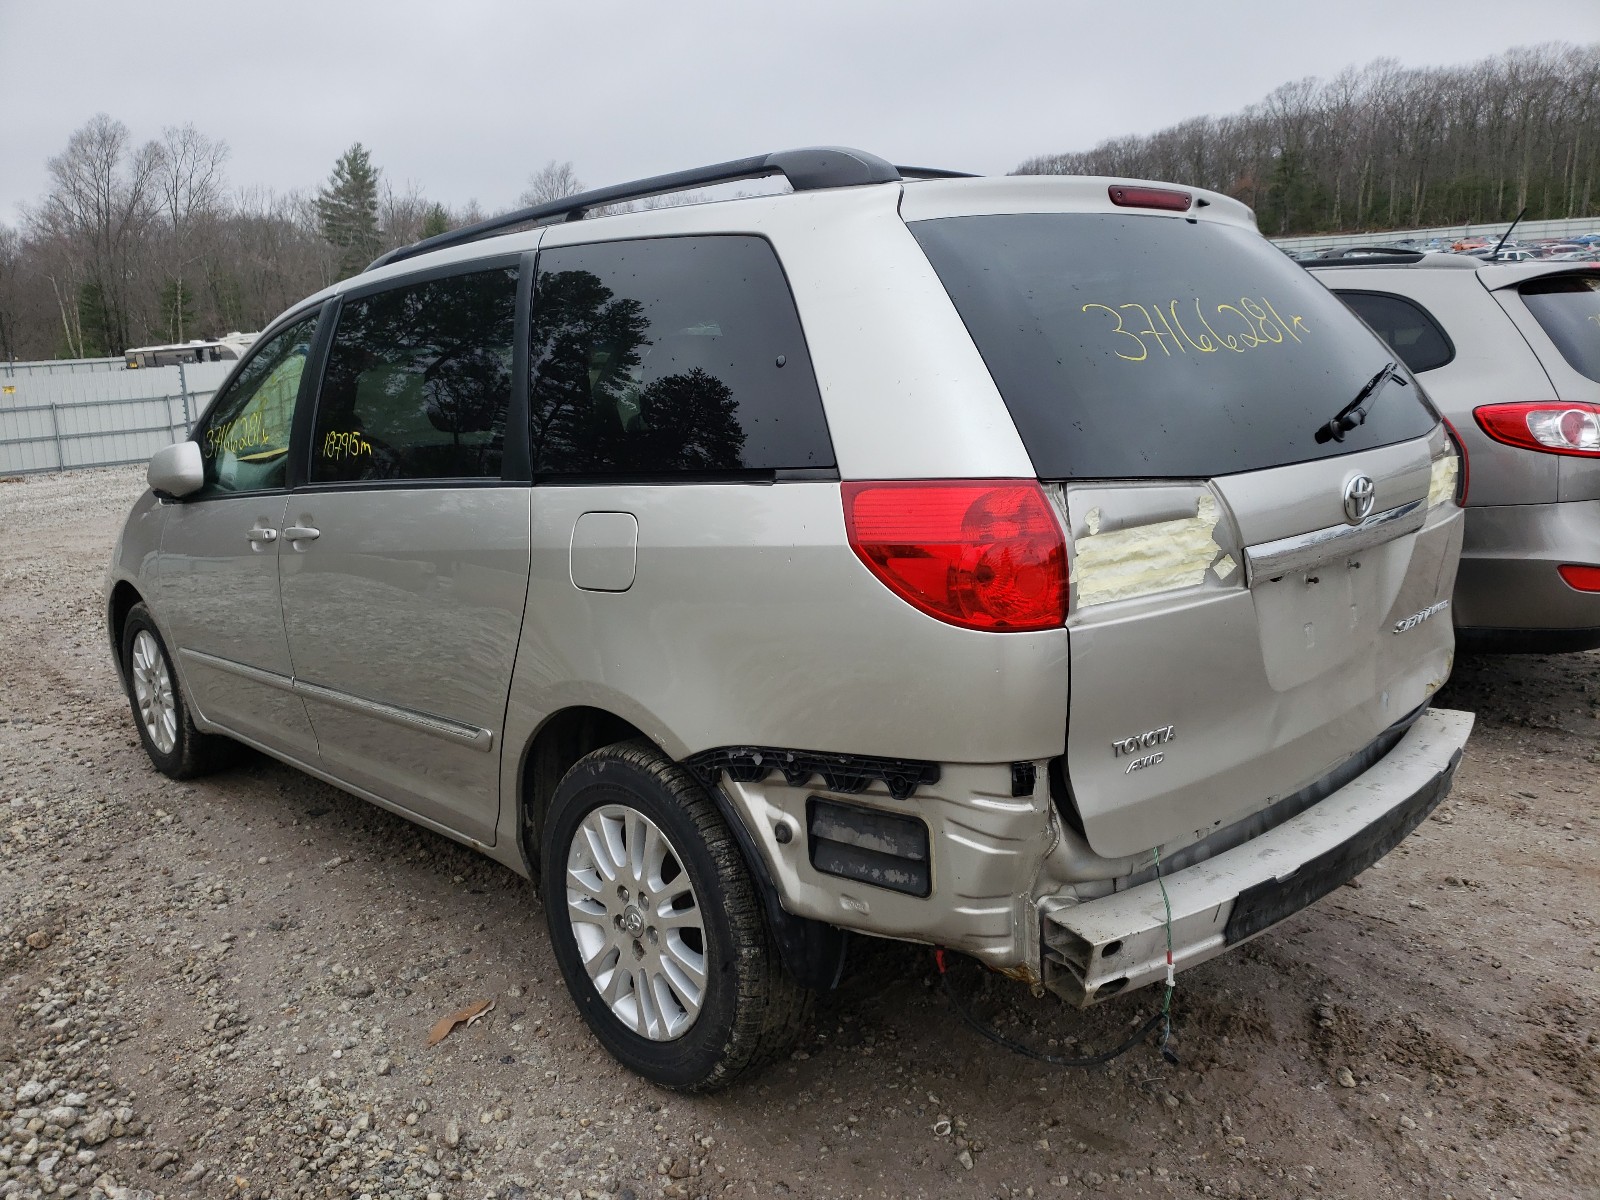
1342,474,1376,525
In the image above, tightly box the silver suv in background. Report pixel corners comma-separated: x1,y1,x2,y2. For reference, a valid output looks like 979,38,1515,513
107,148,1473,1089
1309,251,1600,651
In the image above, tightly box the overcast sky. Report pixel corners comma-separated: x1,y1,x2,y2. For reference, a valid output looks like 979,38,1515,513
2,0,1597,227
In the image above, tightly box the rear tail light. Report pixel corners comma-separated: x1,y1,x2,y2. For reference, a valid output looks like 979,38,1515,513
1107,184,1192,212
1433,418,1469,506
842,480,1068,632
1473,402,1600,456
1558,564,1600,592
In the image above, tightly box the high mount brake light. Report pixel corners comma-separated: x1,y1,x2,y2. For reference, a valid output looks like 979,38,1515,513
1474,402,1600,457
1558,564,1600,593
1108,184,1192,212
842,480,1068,632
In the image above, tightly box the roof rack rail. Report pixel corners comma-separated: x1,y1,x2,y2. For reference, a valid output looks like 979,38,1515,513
367,146,926,272
894,165,979,180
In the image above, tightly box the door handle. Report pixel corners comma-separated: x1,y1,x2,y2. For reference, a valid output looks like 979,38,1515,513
246,526,278,543
283,525,321,544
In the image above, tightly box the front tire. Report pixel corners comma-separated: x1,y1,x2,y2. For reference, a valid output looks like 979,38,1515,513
120,603,238,779
541,740,811,1090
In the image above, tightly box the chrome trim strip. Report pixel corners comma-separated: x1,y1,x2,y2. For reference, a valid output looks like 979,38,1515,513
177,647,494,752
1244,499,1425,584
179,647,296,692
292,679,495,752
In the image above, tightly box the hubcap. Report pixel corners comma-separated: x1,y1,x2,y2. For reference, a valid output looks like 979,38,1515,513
131,630,177,755
564,804,708,1041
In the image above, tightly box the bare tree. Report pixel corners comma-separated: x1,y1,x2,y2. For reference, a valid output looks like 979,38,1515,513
154,124,229,341
156,123,228,232
519,160,584,207
380,180,431,248
0,225,19,363
29,114,161,354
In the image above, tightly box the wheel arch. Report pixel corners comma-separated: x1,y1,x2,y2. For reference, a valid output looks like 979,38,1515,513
516,705,848,992
516,705,647,885
108,579,145,683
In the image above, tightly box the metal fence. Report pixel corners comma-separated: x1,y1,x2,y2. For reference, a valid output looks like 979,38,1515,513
0,360,233,475
1273,214,1600,253
0,355,126,378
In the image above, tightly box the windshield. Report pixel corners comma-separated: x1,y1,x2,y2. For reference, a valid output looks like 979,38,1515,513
1520,274,1600,384
911,213,1437,479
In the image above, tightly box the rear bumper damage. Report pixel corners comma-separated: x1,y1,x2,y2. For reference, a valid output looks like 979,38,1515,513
1039,707,1474,1004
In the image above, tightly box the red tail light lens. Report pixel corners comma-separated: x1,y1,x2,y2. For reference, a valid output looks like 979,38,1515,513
1108,184,1192,212
842,480,1068,632
1474,402,1600,456
1558,564,1600,592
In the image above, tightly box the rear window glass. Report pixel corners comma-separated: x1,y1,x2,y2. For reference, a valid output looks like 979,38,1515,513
1336,291,1455,374
1520,274,1600,384
911,214,1437,480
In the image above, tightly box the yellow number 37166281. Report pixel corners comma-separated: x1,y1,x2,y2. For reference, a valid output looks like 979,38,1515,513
1082,297,1311,362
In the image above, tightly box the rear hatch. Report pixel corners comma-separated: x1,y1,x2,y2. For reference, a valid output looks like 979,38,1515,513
1480,265,1600,504
909,191,1463,858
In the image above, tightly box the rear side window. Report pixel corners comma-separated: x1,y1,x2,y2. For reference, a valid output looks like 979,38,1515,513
1520,274,1600,384
311,267,518,483
912,214,1437,480
1336,291,1455,374
528,235,832,477
194,313,319,497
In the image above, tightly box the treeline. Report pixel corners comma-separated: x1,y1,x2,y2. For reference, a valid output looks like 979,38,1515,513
0,119,588,362
1017,43,1600,237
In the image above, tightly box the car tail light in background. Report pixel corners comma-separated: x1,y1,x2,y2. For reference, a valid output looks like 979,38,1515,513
1432,419,1469,506
1558,564,1600,593
842,480,1068,631
1473,402,1600,456
1107,184,1192,212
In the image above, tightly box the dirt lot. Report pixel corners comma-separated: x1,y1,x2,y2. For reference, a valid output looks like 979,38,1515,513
1,467,1596,1200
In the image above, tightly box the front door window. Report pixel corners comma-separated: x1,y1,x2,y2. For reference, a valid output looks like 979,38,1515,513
194,313,319,497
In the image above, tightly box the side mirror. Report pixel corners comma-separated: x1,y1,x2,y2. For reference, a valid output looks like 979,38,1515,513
148,441,205,499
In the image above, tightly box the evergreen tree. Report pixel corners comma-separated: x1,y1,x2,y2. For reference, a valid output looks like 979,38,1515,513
159,276,198,343
316,143,382,279
420,203,451,240
75,281,112,357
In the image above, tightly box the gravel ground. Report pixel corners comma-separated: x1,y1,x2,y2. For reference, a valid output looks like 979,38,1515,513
0,466,1596,1200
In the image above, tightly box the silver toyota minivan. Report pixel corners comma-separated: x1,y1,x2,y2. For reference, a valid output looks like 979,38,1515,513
1308,251,1600,651
106,148,1474,1089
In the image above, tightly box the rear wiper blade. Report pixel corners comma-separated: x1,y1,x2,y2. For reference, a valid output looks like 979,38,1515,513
1314,360,1407,444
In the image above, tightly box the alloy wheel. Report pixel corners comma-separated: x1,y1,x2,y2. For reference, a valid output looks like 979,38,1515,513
130,629,177,755
564,803,708,1040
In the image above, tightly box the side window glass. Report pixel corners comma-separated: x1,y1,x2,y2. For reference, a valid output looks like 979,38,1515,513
529,236,833,477
311,267,518,484
195,313,318,496
1337,291,1455,373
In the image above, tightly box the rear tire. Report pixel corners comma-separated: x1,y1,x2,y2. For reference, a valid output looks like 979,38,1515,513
541,739,811,1090
120,603,239,779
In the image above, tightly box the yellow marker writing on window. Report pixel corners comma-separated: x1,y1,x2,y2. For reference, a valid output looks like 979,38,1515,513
1083,296,1310,363
322,430,373,460
203,410,275,458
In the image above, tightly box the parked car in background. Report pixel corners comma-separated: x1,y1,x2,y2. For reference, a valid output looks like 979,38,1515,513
1309,250,1600,651
106,149,1473,1089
